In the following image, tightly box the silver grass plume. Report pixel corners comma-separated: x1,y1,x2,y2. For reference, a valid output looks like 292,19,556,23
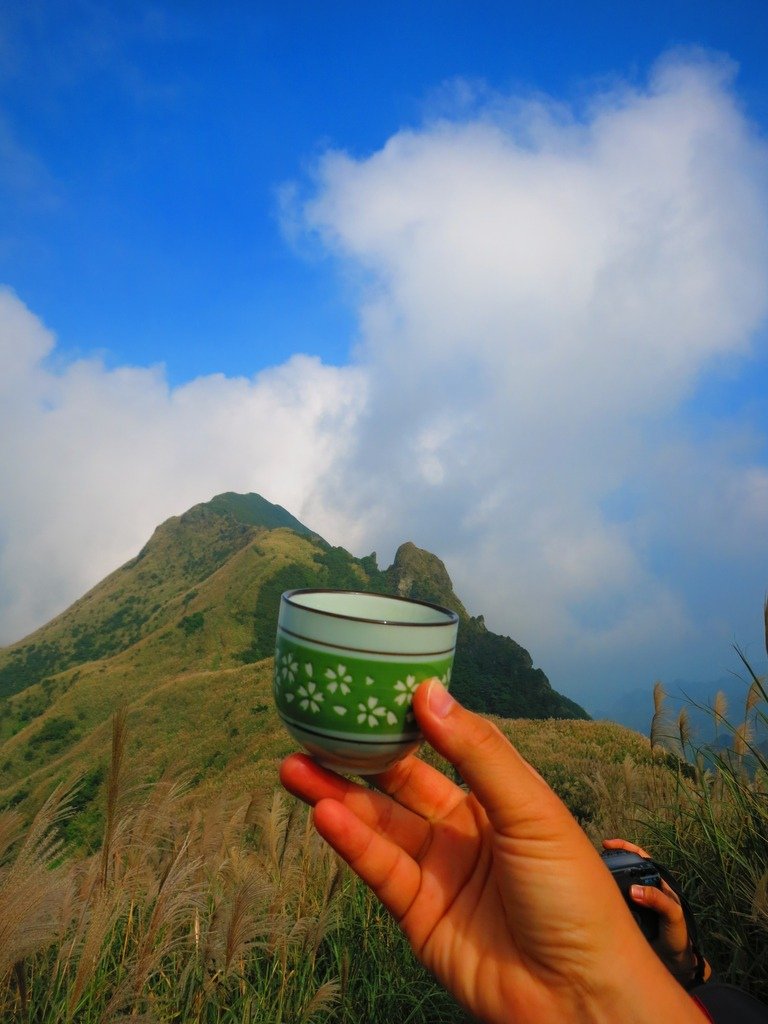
650,681,670,751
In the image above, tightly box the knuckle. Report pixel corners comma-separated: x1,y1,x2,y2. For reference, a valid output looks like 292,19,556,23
467,717,506,756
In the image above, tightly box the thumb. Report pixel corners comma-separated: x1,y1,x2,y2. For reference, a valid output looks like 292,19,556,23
630,884,686,929
412,679,582,841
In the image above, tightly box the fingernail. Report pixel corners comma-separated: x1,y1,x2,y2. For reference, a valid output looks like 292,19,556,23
631,884,644,901
427,678,455,719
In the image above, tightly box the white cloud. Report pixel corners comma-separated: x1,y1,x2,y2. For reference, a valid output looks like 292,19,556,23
0,288,363,643
295,51,768,700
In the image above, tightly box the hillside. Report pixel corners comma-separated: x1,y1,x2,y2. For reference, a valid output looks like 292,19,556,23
0,491,588,833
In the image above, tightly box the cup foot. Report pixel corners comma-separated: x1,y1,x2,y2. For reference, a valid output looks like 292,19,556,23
312,749,421,776
280,716,422,775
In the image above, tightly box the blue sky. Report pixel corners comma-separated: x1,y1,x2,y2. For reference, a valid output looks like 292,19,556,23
2,1,768,709
5,1,768,381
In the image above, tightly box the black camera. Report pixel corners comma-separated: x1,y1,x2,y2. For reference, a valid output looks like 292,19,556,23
600,849,662,941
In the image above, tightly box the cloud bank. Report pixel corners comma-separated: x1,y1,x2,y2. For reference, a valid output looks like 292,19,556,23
299,52,768,697
2,52,767,703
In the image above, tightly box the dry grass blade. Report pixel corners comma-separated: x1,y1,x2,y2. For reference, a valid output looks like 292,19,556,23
191,791,230,867
244,790,269,829
68,890,121,1012
677,708,691,748
0,783,75,980
130,774,187,852
266,791,290,870
714,689,728,722
324,860,344,908
128,835,205,1001
621,755,636,805
224,881,267,972
0,809,23,863
100,707,129,890
733,720,753,758
298,979,340,1023
107,1014,156,1023
650,681,670,750
207,850,271,974
652,680,665,715
746,679,763,716
753,869,768,926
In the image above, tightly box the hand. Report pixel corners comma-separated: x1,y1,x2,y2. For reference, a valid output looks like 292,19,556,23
281,681,707,1024
601,837,709,986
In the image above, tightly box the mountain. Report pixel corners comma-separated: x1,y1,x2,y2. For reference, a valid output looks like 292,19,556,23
0,492,588,832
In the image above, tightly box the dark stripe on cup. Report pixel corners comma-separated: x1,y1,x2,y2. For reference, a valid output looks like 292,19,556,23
282,588,459,626
277,624,456,658
278,712,421,746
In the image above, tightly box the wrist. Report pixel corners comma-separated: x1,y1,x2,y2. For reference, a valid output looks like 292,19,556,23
569,945,712,1024
669,942,700,984
667,941,711,989
680,948,711,989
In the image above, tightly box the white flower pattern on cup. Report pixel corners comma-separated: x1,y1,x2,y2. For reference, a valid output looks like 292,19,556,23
324,664,352,695
393,674,417,706
297,681,324,713
276,638,451,733
279,653,299,686
357,695,398,728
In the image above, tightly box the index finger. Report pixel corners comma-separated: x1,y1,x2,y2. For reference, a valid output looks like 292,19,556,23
280,754,431,859
371,748,468,823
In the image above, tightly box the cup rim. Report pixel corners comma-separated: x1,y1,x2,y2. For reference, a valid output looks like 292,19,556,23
281,588,460,627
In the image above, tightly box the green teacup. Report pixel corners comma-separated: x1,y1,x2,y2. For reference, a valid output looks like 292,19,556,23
274,589,459,774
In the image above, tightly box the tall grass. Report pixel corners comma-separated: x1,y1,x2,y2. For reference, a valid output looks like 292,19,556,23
587,625,768,999
0,716,462,1023
3,614,768,1017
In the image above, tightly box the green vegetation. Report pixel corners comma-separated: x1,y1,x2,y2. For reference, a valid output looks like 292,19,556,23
15,488,748,1021
206,491,318,537
0,491,588,830
0,714,466,1023
238,563,325,663
178,611,205,636
2,642,768,1021
0,496,282,702
451,616,588,719
28,715,80,752
613,654,768,998
236,545,386,663
0,640,67,699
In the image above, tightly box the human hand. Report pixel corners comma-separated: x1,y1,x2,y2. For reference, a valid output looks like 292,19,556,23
601,837,708,986
281,681,707,1024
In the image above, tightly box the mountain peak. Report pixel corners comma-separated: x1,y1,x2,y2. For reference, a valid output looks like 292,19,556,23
199,492,318,538
388,542,469,618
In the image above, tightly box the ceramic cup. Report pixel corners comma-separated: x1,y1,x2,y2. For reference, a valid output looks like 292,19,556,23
273,589,459,775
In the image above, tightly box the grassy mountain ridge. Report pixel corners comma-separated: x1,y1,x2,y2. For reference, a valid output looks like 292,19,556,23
0,502,259,699
383,541,588,719
0,492,588,834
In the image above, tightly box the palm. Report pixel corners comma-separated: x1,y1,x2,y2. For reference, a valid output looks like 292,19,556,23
395,790,513,1012
281,751,639,1023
